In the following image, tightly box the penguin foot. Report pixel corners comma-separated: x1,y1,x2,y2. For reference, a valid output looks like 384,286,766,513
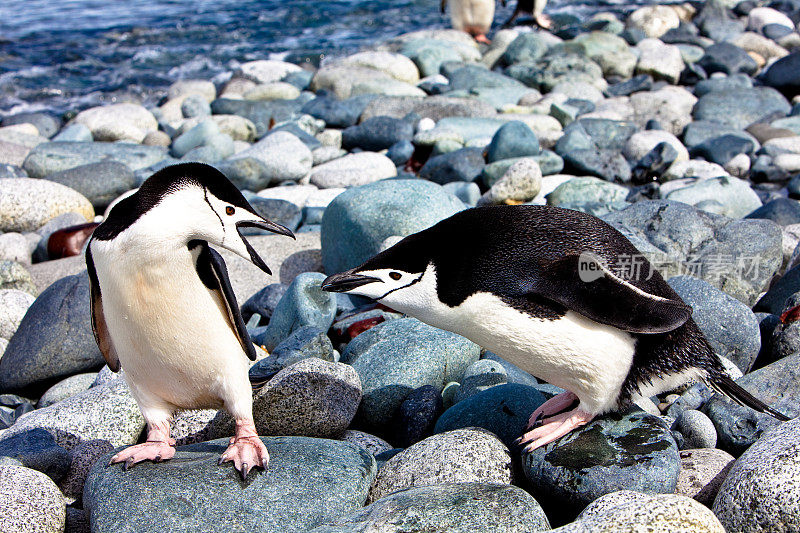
535,14,553,29
474,33,491,44
516,407,594,453
219,419,269,480
110,440,176,469
525,391,579,430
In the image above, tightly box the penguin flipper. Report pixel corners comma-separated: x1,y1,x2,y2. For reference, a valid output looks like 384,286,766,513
534,253,692,334
86,246,121,372
196,243,258,361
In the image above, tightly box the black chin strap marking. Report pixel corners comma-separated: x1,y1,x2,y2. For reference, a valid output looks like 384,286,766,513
203,186,226,244
376,272,424,301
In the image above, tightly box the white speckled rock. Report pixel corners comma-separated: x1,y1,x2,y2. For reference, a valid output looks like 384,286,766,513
676,448,735,506
37,373,98,408
674,409,718,449
167,79,217,102
553,491,724,532
663,160,729,181
630,86,697,136
257,184,320,207
0,233,32,265
747,7,795,32
479,158,542,205
0,379,144,451
73,103,157,143
624,130,689,163
91,365,123,388
0,338,8,359
636,38,685,84
212,115,257,142
57,439,114,502
340,430,394,456
764,136,800,156
309,152,397,188
0,178,94,232
368,428,512,502
235,59,302,85
170,409,218,446
0,465,66,533
628,5,681,38
230,131,312,183
243,82,301,101
0,141,31,167
713,417,800,532
337,51,420,84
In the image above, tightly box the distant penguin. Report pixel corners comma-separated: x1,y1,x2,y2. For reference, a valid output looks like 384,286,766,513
502,0,551,29
441,0,499,44
322,205,789,451
87,162,295,478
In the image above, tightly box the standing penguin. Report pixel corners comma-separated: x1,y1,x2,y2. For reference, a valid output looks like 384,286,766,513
87,162,294,478
502,0,552,29
322,205,788,451
441,0,501,44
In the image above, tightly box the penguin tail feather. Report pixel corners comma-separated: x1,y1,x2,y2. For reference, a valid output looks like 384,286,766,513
707,373,790,422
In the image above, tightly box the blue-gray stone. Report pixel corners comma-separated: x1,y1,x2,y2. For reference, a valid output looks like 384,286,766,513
217,157,270,192
603,200,783,306
693,87,791,130
181,94,211,118
434,383,546,449
502,33,551,66
673,409,717,449
41,161,137,210
320,179,465,274
399,39,463,78
308,483,550,533
769,318,800,367
755,264,800,315
482,351,539,388
246,198,302,233
419,147,485,185
690,134,755,166
565,148,631,183
253,272,337,351
386,140,414,166
210,98,304,138
547,176,630,217
172,119,219,158
556,119,638,156
682,121,757,152
506,54,603,92
23,141,167,178
605,75,653,97
301,95,378,129
481,152,563,188
668,276,760,373
342,116,414,152
2,112,61,138
694,73,753,98
485,121,540,163
697,42,758,76
745,198,800,227
759,51,800,99
51,124,93,143
265,123,321,151
241,283,287,324
704,354,799,456
523,411,680,521
763,23,794,41
446,65,526,92
453,359,508,404
341,318,480,432
442,181,481,206
0,429,71,481
282,70,313,90
0,164,27,178
392,384,443,448
0,271,103,394
249,326,334,383
84,437,376,533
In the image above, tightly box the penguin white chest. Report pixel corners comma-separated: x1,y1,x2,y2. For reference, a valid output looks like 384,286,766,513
450,0,495,32
90,239,248,410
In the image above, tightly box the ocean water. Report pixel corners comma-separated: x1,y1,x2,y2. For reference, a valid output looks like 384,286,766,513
0,0,654,116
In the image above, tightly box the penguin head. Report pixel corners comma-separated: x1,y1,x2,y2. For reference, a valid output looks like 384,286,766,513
321,232,436,313
94,162,294,274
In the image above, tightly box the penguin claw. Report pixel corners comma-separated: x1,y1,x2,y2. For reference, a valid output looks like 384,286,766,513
219,434,270,479
111,440,176,470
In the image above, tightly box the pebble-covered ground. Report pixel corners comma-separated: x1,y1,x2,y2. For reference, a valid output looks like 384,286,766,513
1,0,800,531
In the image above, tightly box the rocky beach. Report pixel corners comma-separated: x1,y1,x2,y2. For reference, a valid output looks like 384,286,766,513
2,0,800,531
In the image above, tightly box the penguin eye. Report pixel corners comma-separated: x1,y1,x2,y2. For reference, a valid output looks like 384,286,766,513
225,206,235,216
389,272,402,281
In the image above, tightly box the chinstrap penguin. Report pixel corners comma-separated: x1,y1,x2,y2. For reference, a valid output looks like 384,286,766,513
321,205,789,451
87,162,295,478
502,0,552,29
441,0,501,44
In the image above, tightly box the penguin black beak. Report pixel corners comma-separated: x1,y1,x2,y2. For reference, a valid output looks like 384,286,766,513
235,220,295,275
321,271,381,292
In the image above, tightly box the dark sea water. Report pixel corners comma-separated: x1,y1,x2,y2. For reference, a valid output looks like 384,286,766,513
0,0,655,116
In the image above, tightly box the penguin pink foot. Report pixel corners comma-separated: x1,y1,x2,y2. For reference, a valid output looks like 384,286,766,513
535,14,552,29
474,33,491,44
219,419,269,480
518,407,595,453
110,421,176,469
526,391,578,428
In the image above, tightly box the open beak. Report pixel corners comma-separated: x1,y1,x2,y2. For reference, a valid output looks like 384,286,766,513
235,220,295,275
321,271,381,292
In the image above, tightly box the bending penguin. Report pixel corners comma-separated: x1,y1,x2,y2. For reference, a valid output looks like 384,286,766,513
441,0,501,44
322,205,789,451
86,162,295,478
